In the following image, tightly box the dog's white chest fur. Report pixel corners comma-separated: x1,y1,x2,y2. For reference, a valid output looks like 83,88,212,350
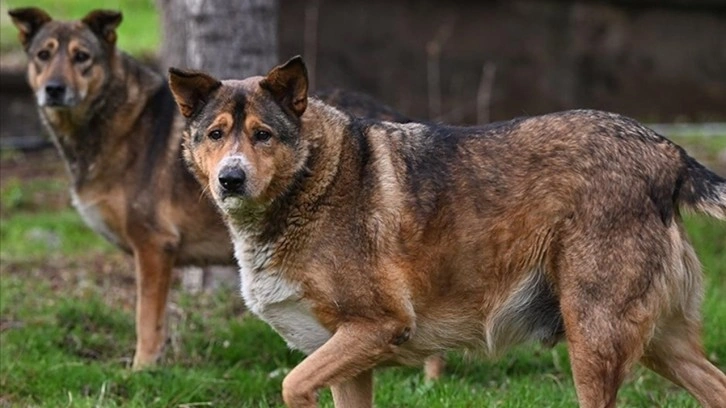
234,236,332,355
70,189,122,246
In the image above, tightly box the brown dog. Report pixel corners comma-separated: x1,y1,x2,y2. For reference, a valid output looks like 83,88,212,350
9,7,233,369
9,8,448,377
169,56,726,407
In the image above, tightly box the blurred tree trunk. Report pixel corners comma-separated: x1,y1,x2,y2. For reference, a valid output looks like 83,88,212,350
157,0,279,78
156,0,279,292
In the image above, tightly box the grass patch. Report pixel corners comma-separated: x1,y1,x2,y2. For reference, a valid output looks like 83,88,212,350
0,0,159,57
0,208,113,261
0,174,113,261
670,134,726,152
0,270,298,407
669,134,726,173
1,176,66,214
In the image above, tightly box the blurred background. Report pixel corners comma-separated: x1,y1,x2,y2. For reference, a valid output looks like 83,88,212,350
280,1,726,124
2,0,726,145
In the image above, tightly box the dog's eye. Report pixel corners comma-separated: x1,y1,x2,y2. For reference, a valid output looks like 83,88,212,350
37,50,51,61
253,130,272,143
74,51,90,63
208,129,223,140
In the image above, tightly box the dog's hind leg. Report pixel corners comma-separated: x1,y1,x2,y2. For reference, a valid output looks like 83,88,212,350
641,316,726,407
561,304,650,408
130,244,176,370
639,234,726,407
557,229,666,407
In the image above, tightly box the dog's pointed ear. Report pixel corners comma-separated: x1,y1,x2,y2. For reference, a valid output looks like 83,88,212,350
260,56,308,117
82,10,122,45
8,7,52,50
168,67,222,118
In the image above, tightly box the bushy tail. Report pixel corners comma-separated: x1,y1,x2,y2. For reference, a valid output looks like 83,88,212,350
678,155,726,220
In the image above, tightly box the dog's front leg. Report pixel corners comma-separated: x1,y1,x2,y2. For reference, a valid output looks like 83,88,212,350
282,321,411,408
131,245,175,369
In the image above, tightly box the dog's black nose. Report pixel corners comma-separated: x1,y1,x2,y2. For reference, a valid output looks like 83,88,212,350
45,82,66,100
218,167,246,194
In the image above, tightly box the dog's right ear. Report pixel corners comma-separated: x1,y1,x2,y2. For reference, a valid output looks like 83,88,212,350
82,10,123,46
260,56,309,117
168,68,222,118
8,7,52,50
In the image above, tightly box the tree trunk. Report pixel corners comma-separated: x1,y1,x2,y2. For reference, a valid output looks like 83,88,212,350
156,0,279,292
157,0,279,78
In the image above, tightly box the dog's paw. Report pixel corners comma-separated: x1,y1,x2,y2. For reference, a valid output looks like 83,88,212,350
282,378,317,408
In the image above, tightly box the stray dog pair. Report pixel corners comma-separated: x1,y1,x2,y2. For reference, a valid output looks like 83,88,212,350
169,56,726,407
9,7,444,379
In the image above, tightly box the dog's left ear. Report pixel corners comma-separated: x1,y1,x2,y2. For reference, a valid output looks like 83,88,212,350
260,56,308,117
8,7,52,50
82,10,122,46
168,68,222,118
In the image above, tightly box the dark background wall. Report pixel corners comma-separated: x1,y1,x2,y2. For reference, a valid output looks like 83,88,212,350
2,0,725,146
280,0,726,123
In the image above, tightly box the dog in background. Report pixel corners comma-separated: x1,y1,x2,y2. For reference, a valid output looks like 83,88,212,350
169,56,726,407
9,8,445,378
9,7,234,369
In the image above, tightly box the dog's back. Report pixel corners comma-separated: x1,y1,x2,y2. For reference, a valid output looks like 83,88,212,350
388,109,719,224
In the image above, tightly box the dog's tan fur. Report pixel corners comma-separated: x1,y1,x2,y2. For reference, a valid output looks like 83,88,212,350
170,56,726,407
10,8,449,377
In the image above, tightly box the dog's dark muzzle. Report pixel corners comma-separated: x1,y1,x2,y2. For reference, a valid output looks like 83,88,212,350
218,167,247,196
43,80,68,106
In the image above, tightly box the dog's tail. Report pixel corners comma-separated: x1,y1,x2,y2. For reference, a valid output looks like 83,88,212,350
678,153,726,220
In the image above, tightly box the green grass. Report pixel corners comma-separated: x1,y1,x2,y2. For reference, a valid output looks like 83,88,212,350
0,273,299,407
0,176,114,261
0,0,159,56
670,134,726,152
0,209,115,260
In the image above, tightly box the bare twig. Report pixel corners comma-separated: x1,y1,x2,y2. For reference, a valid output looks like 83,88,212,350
426,17,456,121
437,105,467,124
426,43,441,121
476,62,497,124
304,0,322,91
